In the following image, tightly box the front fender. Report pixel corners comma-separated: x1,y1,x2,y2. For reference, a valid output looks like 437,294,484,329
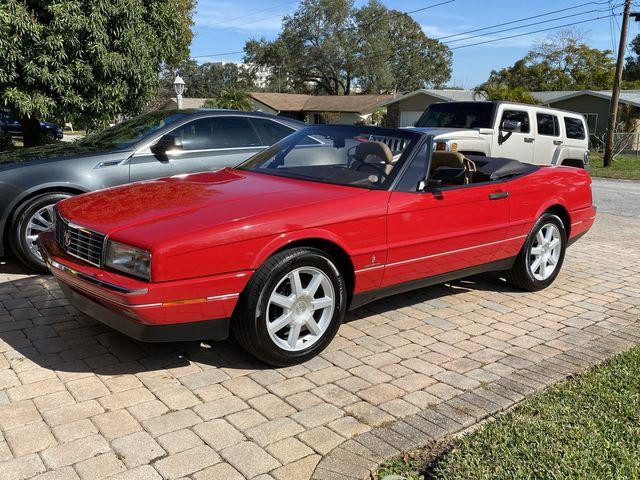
251,228,353,270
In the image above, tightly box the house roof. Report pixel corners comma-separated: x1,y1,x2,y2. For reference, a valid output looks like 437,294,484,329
381,89,484,107
531,90,640,108
249,92,396,113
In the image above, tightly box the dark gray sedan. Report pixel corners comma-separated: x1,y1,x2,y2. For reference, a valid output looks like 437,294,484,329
0,109,305,270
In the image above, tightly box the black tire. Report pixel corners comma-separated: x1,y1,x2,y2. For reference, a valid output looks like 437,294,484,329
232,247,347,366
10,192,72,272
505,213,567,291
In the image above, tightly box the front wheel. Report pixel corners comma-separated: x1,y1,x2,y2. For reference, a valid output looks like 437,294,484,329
232,247,346,366
10,192,72,272
506,213,567,291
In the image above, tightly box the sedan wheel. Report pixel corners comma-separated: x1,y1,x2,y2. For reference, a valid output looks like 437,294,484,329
11,192,72,272
266,267,335,352
506,212,566,291
528,223,561,281
233,247,346,366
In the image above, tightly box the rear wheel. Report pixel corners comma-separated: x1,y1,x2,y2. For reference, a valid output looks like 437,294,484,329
232,247,346,366
506,213,566,291
10,192,72,272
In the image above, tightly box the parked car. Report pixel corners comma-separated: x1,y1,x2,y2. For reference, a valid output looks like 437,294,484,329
39,124,596,366
412,101,590,169
0,109,306,271
0,110,64,141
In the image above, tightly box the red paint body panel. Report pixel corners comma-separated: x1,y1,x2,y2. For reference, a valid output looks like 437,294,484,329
45,164,595,331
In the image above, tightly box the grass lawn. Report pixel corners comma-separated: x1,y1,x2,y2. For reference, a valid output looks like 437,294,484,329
377,346,640,480
590,153,640,180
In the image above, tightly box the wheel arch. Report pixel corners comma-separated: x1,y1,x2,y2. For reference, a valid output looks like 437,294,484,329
253,234,356,304
543,203,571,237
2,184,87,254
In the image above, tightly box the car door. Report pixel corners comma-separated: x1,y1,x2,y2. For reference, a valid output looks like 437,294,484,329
382,148,510,288
129,115,267,182
492,107,535,162
533,112,561,165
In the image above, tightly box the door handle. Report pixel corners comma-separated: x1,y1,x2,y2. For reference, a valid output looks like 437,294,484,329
553,140,563,145
524,137,535,143
489,191,509,200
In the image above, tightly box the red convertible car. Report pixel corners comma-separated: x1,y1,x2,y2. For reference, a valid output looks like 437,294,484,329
39,125,596,366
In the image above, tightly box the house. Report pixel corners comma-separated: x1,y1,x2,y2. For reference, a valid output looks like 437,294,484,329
531,90,640,135
248,92,396,124
159,93,396,125
380,89,485,127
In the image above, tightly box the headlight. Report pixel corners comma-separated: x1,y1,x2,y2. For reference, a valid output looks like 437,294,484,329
105,240,151,280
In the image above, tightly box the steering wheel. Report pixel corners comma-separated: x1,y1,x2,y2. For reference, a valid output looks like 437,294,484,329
351,160,389,183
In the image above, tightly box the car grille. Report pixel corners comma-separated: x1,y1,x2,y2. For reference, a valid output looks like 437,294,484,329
55,211,105,267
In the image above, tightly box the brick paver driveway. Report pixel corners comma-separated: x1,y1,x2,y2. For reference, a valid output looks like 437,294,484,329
0,211,638,480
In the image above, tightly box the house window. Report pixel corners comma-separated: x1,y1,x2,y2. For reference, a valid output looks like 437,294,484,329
583,113,598,134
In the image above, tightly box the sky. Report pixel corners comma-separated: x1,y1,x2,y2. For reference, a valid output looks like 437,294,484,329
189,0,633,88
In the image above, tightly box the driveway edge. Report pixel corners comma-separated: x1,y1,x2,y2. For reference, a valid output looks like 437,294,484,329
311,322,640,480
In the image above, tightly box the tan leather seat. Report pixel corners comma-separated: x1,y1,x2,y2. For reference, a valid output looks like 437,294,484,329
355,141,394,174
430,151,466,173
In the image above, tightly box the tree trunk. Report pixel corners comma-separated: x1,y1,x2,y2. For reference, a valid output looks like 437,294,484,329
21,116,43,148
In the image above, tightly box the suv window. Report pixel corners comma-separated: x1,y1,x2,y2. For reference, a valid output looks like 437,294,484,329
250,118,294,145
564,117,586,139
501,110,530,133
537,113,560,136
173,116,262,150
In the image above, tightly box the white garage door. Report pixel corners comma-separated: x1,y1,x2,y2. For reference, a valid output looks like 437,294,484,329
400,111,423,127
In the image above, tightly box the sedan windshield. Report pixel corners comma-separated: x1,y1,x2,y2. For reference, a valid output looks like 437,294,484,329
416,102,495,129
78,110,190,151
237,125,421,189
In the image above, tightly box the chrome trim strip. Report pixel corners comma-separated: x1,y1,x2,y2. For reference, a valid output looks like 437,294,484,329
355,234,527,273
206,293,240,301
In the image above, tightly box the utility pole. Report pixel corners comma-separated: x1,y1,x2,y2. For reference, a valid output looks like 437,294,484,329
604,0,633,167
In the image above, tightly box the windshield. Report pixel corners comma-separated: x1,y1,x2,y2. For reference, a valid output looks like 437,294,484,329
237,125,421,189
416,102,495,129
78,110,190,150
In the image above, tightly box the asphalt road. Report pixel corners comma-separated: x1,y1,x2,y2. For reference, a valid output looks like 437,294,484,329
591,177,640,218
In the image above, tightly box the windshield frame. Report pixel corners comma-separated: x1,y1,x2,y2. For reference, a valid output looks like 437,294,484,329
236,125,425,191
416,102,497,130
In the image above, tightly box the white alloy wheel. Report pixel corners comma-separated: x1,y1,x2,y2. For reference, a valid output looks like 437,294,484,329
529,223,562,281
265,266,335,352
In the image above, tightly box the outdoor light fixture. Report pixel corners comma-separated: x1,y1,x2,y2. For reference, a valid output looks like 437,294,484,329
173,76,185,109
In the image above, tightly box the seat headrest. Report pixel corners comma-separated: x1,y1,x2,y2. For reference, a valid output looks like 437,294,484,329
355,141,393,165
430,151,465,171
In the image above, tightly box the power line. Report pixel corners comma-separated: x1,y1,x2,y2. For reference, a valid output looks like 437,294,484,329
406,0,456,14
437,0,612,40
194,0,297,32
193,50,245,59
450,13,619,50
446,5,621,44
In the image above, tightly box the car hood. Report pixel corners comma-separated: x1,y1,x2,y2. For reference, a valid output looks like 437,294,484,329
57,168,366,247
408,127,483,139
0,142,125,168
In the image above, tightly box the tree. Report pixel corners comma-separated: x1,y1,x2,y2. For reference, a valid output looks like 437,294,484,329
204,89,254,111
475,84,537,104
158,60,256,101
479,29,615,92
244,0,451,95
0,0,194,147
624,34,640,82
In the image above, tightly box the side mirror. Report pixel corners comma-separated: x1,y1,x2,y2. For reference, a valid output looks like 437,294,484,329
418,178,442,191
498,120,522,145
151,135,182,159
501,120,522,133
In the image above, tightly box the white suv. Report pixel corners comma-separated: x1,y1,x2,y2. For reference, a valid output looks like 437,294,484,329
411,101,590,169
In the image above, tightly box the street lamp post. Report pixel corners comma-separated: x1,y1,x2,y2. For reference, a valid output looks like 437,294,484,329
173,76,185,110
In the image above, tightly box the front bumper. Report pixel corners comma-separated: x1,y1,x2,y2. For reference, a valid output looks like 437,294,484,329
38,232,252,342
